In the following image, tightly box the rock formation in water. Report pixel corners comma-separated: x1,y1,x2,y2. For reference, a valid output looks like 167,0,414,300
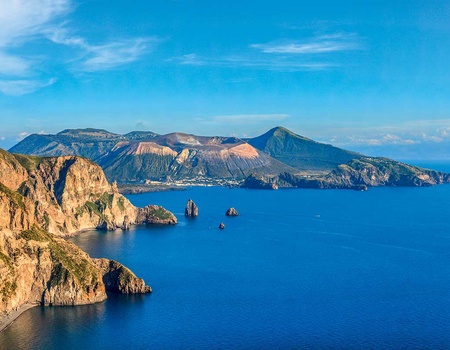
93,259,152,294
185,199,199,217
0,149,175,322
225,208,239,216
137,205,177,225
218,223,225,229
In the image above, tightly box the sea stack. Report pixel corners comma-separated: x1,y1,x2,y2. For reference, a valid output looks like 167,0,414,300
225,208,239,216
185,199,199,217
219,223,225,229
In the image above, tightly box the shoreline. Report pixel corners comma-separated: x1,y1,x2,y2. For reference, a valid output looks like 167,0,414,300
0,303,37,333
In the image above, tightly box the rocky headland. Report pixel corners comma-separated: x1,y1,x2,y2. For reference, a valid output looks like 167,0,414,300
242,157,450,190
0,149,177,330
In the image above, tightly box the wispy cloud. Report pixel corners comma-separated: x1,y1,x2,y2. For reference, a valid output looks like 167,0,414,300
0,78,57,96
177,53,204,66
171,32,360,71
0,0,156,95
0,0,69,94
251,41,357,54
0,0,71,46
251,33,361,54
170,53,334,71
49,29,158,71
0,52,32,76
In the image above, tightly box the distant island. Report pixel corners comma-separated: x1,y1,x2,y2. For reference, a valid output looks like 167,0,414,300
10,126,450,190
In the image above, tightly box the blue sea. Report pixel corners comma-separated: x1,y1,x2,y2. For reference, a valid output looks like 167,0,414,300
2,162,450,349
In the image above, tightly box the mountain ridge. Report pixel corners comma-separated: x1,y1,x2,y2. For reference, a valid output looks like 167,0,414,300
9,126,450,189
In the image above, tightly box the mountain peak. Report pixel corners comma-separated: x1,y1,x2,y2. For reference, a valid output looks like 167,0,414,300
248,126,359,171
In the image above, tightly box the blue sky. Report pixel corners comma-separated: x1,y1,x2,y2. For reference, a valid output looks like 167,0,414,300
1,0,450,159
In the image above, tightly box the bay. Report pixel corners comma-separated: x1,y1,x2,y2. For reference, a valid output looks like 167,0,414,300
2,168,450,349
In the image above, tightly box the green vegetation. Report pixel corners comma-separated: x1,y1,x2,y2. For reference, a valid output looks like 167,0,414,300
151,207,173,220
43,213,50,229
0,249,17,302
20,226,52,242
0,250,13,269
85,201,108,222
248,126,360,171
117,196,125,211
50,262,70,287
49,241,98,293
98,193,114,209
0,181,26,210
1,280,17,302
75,205,86,218
13,153,46,172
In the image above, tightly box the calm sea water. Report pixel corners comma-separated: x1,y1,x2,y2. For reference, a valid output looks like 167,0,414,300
2,162,450,349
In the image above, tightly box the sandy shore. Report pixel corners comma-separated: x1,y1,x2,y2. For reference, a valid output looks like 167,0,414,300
0,304,37,333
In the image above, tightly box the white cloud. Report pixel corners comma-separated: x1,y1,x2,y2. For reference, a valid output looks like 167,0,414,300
251,33,361,54
170,32,359,71
0,78,57,96
81,39,151,71
315,119,450,147
0,0,156,95
18,131,30,140
170,54,334,71
49,29,157,71
177,53,204,66
0,0,71,46
0,52,32,76
0,0,68,94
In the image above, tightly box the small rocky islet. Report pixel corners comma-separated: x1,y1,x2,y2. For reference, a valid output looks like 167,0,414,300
185,199,199,217
225,208,239,216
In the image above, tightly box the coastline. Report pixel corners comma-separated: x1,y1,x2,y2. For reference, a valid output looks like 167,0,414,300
0,303,37,333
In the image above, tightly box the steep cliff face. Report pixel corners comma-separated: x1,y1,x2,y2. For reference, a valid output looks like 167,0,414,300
0,227,106,315
0,151,176,236
0,149,175,323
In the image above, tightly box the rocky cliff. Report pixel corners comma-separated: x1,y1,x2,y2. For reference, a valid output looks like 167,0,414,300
0,149,176,325
0,227,106,314
242,157,450,190
0,149,176,236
